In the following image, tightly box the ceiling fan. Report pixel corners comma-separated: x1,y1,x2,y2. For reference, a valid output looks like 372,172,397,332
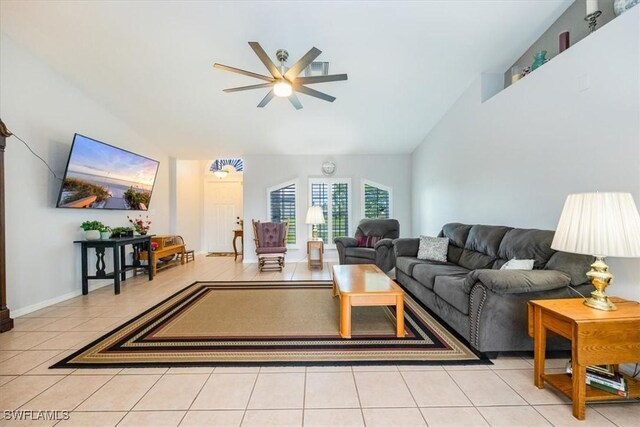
213,42,348,110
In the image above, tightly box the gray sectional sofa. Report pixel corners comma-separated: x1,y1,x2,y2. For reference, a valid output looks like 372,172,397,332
394,223,594,354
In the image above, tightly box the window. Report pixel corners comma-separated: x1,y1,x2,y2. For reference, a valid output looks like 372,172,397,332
267,181,297,244
309,178,351,244
362,180,392,219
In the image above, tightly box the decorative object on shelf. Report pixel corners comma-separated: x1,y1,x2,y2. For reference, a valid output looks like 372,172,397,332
551,192,640,311
321,160,336,176
305,206,325,240
614,0,639,16
510,65,523,84
521,66,531,78
531,50,548,71
584,1,602,33
127,215,151,235
80,220,106,240
151,241,159,251
100,227,112,240
110,227,133,238
559,31,570,53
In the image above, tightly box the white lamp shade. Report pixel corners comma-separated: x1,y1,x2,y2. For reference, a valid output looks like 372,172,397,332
305,206,325,225
551,192,640,257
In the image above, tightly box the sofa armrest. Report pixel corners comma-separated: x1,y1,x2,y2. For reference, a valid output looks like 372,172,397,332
334,237,358,248
464,269,572,294
393,238,420,257
374,238,393,250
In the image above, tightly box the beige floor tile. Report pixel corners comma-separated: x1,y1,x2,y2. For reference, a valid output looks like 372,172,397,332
36,317,91,332
76,374,161,411
166,366,214,374
191,373,257,410
247,372,305,409
180,410,244,427
397,364,445,371
304,409,364,427
259,366,306,373
120,367,168,375
0,350,22,363
133,373,208,410
24,354,76,376
58,411,126,427
12,317,54,331
0,375,16,386
494,369,569,405
420,407,488,427
70,368,122,375
0,375,65,410
448,370,527,406
443,363,491,371
32,331,101,350
351,364,398,372
0,332,62,350
241,409,303,427
590,402,640,427
0,350,61,375
477,406,552,426
214,366,260,374
306,365,352,372
305,372,360,408
23,306,82,318
69,317,122,332
0,416,58,426
402,371,471,407
118,411,185,427
489,356,533,370
362,408,426,426
353,371,415,408
535,404,616,426
21,375,113,411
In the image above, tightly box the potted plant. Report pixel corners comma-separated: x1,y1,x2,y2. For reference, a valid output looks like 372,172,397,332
80,220,105,240
110,226,133,238
99,225,112,240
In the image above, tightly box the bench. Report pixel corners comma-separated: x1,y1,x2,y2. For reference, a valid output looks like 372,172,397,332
138,235,185,276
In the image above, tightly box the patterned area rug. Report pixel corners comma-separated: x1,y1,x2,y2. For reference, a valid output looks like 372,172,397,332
52,281,485,368
206,252,235,257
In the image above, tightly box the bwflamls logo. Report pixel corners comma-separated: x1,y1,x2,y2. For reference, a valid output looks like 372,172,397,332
3,410,70,421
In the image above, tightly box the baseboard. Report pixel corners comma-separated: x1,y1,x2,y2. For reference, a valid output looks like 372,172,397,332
12,281,113,317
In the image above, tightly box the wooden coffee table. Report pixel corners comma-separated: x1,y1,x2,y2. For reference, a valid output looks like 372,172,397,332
332,264,405,339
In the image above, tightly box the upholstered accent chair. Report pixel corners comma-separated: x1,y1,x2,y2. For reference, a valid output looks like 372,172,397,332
334,219,400,272
252,220,289,272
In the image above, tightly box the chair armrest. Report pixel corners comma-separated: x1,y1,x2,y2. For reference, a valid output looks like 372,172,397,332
334,237,358,248
464,269,572,294
374,238,394,250
393,238,420,257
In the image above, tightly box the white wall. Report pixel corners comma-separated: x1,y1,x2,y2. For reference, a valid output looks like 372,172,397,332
412,9,640,300
175,160,204,252
243,154,412,263
1,36,172,315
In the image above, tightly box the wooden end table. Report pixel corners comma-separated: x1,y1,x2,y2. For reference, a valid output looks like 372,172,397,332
332,264,405,339
528,298,640,420
307,239,324,270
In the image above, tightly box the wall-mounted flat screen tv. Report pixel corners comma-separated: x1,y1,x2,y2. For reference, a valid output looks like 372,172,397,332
56,134,160,210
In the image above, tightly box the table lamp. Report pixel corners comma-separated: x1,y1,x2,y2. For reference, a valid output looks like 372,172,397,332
305,206,325,240
551,192,640,311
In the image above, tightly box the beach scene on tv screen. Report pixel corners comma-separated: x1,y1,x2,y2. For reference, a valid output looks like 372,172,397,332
58,135,159,210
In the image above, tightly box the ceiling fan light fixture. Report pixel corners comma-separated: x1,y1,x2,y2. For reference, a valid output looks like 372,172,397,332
273,80,292,97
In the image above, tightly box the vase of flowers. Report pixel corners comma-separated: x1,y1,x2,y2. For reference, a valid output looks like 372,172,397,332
127,215,151,235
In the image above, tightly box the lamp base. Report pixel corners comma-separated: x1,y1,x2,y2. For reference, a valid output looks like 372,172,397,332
312,225,319,240
584,256,617,311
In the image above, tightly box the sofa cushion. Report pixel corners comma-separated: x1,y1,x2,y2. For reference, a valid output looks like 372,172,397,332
440,223,473,248
417,236,449,262
546,251,593,286
412,263,470,290
396,257,424,276
497,228,555,269
344,247,376,260
433,276,469,315
457,225,511,270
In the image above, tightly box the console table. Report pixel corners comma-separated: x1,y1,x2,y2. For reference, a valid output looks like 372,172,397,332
528,298,640,420
233,229,243,260
74,235,153,295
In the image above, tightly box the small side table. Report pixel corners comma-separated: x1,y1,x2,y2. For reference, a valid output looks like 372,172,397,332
233,229,243,261
528,298,640,420
307,239,324,270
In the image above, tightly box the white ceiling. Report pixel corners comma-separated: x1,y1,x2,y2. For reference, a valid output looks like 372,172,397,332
1,1,572,158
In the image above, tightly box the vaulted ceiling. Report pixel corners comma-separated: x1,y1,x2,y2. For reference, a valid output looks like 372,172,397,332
1,1,572,157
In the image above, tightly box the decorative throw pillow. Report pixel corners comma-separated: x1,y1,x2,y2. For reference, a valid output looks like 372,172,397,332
417,236,449,262
356,235,381,248
500,258,535,270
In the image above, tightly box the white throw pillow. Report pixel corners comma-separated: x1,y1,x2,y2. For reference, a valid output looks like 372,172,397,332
500,258,535,270
417,236,449,262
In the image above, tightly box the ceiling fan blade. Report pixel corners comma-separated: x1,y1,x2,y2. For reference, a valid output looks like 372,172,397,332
257,89,275,108
288,93,303,110
294,85,336,103
248,42,282,79
284,47,322,81
213,63,274,82
294,74,348,84
223,83,274,93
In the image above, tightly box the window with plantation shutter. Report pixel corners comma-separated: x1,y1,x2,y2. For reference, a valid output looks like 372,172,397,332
267,181,296,244
309,178,351,245
362,180,392,219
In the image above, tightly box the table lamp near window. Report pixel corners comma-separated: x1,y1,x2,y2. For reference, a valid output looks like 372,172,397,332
305,206,325,240
551,192,640,311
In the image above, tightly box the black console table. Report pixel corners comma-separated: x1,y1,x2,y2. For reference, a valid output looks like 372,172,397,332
74,235,153,295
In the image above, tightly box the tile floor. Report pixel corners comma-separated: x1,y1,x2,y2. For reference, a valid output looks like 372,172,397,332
0,256,638,426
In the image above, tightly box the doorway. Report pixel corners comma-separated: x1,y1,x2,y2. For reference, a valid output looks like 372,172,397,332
203,180,243,253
